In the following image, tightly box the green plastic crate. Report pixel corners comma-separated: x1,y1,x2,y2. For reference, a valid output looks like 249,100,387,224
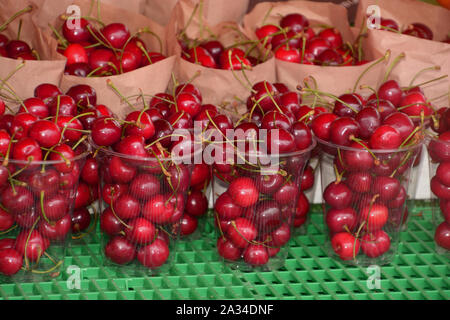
0,202,448,300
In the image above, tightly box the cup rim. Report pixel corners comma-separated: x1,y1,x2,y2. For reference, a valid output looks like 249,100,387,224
316,136,423,154
89,135,203,163
0,140,91,166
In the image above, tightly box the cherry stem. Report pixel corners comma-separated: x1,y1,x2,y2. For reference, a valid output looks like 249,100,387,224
408,65,441,88
23,216,41,271
353,50,390,93
72,205,98,240
390,151,413,178
382,52,405,83
109,196,131,229
263,81,284,114
179,3,199,41
107,79,136,111
299,87,358,114
404,74,448,92
48,23,68,49
147,147,172,178
350,136,380,163
0,224,17,235
0,5,33,32
228,50,254,93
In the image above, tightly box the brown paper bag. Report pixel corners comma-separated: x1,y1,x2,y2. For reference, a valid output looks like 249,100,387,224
242,1,387,96
166,0,276,118
0,0,65,107
143,0,250,27
100,0,146,14
33,0,176,119
355,0,450,107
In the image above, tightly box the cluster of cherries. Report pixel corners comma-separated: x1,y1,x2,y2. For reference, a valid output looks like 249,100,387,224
179,37,266,70
428,107,450,253
56,17,166,77
255,13,366,66
0,6,37,61
0,82,103,277
378,18,450,44
310,78,429,262
211,80,315,267
92,82,212,269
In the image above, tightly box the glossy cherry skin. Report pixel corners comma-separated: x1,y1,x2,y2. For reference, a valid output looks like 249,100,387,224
200,40,224,63
48,143,75,173
100,207,124,236
39,214,71,241
190,163,210,188
329,117,360,146
0,249,23,276
331,232,360,261
317,49,344,66
11,137,42,165
10,112,37,139
71,207,91,233
129,173,160,200
440,199,450,224
267,128,296,154
253,200,282,233
318,28,342,49
377,80,402,107
178,214,198,236
431,176,450,200
346,172,373,194
20,97,49,118
436,162,450,187
228,177,259,208
369,125,402,150
355,107,381,140
226,217,257,249
360,203,389,232
64,63,91,77
186,190,208,217
215,192,243,220
80,157,99,185
399,92,433,119
142,195,174,225
217,237,242,261
28,120,61,148
311,112,338,141
124,111,156,140
125,217,156,246
39,194,68,222
28,169,60,196
108,156,137,184
382,111,414,142
333,94,362,118
435,222,450,250
105,236,136,265
372,176,401,201
341,141,375,171
15,230,48,262
88,49,116,75
243,244,269,266
273,181,299,205
326,207,357,234
361,230,391,258
428,132,450,162
100,23,130,49
62,18,92,43
48,95,77,117
255,173,283,195
323,182,352,209
274,45,301,63
66,84,97,107
0,208,14,232
184,46,217,68
280,13,309,33
137,238,170,269
113,194,141,220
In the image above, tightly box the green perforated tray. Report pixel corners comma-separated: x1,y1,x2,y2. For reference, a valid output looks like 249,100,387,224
0,202,448,300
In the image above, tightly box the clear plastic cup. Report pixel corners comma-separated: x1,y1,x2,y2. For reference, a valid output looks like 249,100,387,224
318,137,423,266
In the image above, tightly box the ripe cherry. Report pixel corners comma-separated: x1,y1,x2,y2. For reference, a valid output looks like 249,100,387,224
0,249,23,276
38,214,71,241
361,230,391,258
137,238,170,269
369,125,402,150
435,222,450,250
331,232,360,261
326,207,357,234
228,177,259,208
226,217,257,249
105,236,136,265
15,230,48,262
100,23,130,49
129,173,160,200
217,237,242,261
273,181,299,205
28,120,61,148
323,181,352,209
71,207,91,233
215,192,243,220
100,207,124,236
280,13,309,33
0,207,14,232
178,214,198,236
359,203,389,232
125,217,156,245
142,195,175,224
62,18,92,43
186,190,208,217
243,244,269,266
377,80,402,107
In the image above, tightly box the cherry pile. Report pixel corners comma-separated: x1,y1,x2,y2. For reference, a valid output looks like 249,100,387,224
54,17,166,77
93,82,213,269
0,6,37,61
428,107,450,254
255,13,366,66
211,80,315,268
310,78,428,263
377,18,449,44
0,82,103,277
179,37,268,70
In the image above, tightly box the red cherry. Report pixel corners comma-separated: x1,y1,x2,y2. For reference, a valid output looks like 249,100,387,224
377,80,402,107
274,45,301,63
12,137,42,163
372,176,401,201
100,207,124,236
91,117,122,147
331,232,360,261
88,49,116,75
318,28,342,49
178,214,198,236
66,84,97,107
28,120,61,148
10,112,38,139
62,18,92,43
360,203,389,232
243,244,269,266
141,195,175,225
323,181,352,209
280,13,309,33
361,230,391,258
274,181,299,205
355,107,381,140
0,207,14,232
329,117,360,146
125,217,156,246
48,95,77,117
184,46,217,68
369,125,402,150
217,237,242,261
49,143,75,173
0,249,23,276
71,207,91,233
311,112,338,141
186,190,208,217
215,192,243,220
100,23,130,49
326,207,357,234
431,176,450,200
342,141,374,172
137,238,169,269
64,43,88,65
19,97,49,118
228,177,259,208
105,236,136,265
435,222,450,250
113,194,141,220
39,213,71,241
15,230,48,262
226,217,257,249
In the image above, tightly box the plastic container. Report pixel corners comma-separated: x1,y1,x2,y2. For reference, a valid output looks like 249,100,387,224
0,141,90,282
93,135,201,274
318,138,423,266
427,134,450,257
212,138,316,271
